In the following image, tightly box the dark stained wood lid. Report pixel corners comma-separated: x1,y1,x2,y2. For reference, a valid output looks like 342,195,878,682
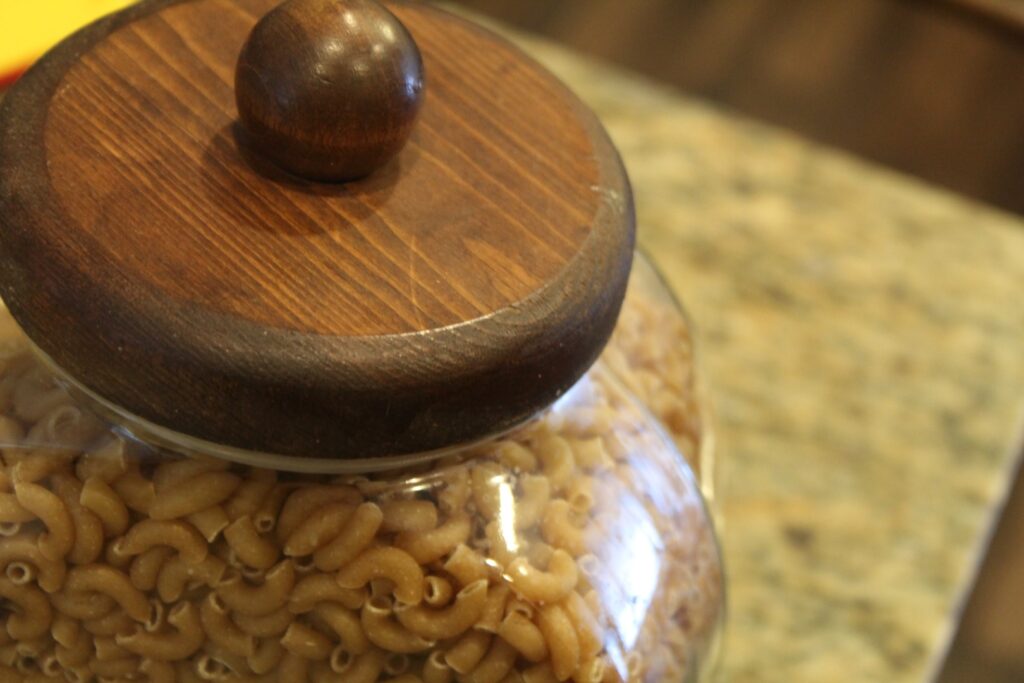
0,0,634,459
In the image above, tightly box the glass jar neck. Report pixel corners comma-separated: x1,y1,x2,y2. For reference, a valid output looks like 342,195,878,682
28,340,540,474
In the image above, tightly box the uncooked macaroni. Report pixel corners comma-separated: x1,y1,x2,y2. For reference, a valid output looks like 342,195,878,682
0,282,721,682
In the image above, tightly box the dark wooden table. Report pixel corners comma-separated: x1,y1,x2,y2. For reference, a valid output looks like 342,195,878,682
451,0,1024,217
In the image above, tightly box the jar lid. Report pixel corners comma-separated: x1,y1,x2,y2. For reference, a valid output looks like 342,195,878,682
0,0,633,459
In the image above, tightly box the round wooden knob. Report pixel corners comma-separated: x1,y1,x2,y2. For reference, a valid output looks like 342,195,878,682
235,0,424,182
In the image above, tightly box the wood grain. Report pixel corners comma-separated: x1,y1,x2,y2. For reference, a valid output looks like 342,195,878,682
0,0,634,459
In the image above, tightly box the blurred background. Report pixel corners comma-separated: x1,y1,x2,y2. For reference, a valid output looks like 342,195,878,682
2,1,1023,681
447,0,1024,218
444,2,1024,681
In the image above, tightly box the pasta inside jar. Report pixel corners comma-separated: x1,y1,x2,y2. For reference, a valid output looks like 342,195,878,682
0,260,723,683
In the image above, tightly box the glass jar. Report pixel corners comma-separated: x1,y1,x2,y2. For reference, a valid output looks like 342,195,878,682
0,251,722,683
0,0,724,680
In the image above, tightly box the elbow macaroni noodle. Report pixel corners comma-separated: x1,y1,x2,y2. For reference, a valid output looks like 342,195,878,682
0,281,721,682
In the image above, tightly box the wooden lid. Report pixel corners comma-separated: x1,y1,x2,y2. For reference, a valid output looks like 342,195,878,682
0,0,634,459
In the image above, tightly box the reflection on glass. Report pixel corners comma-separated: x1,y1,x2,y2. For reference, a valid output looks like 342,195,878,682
0,256,724,682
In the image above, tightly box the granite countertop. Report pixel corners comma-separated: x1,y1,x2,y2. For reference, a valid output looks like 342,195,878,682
504,30,1024,683
5,9,1023,682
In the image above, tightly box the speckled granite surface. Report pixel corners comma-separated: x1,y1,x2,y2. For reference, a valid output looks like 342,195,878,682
6,9,1023,680
505,32,1024,683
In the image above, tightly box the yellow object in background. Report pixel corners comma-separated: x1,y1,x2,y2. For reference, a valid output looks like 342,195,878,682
0,0,133,86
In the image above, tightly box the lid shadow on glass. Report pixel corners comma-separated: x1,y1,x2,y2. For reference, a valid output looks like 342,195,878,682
0,0,635,462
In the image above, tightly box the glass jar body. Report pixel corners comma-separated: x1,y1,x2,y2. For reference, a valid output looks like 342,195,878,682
0,252,722,682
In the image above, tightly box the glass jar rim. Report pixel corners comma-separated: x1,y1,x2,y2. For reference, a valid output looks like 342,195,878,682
29,338,563,474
